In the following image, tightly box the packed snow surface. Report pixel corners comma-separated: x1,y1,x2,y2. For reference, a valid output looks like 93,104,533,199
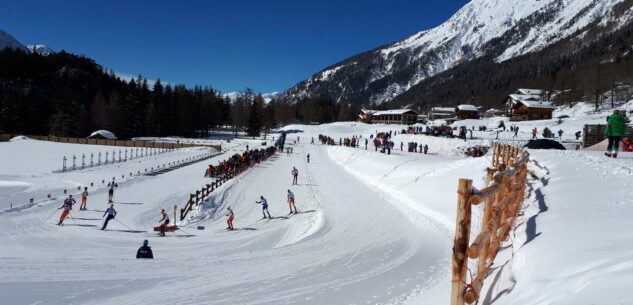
1,103,632,304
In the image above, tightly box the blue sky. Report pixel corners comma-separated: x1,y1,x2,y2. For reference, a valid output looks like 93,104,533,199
1,0,469,93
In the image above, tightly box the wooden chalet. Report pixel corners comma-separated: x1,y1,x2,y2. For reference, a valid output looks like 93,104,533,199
506,89,555,121
455,104,479,120
428,107,456,120
358,109,377,123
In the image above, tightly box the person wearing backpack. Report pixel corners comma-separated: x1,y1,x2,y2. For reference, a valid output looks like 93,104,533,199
605,110,628,158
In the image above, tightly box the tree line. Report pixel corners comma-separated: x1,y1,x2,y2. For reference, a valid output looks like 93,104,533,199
0,48,358,139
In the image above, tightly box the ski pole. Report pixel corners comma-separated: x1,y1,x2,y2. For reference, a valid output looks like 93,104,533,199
113,218,137,231
44,206,60,222
68,210,78,225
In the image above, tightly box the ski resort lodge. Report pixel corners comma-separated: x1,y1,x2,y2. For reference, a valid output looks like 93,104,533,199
359,109,419,125
371,109,419,125
505,89,556,121
428,107,456,120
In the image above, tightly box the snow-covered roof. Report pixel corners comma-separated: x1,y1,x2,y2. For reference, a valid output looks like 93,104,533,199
431,107,456,113
88,130,117,140
456,104,478,112
373,109,418,116
509,94,541,102
360,109,378,115
518,100,555,109
485,108,504,113
517,89,544,95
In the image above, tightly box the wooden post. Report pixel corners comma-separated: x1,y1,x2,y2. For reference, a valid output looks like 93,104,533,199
173,205,177,227
451,179,473,305
478,169,495,274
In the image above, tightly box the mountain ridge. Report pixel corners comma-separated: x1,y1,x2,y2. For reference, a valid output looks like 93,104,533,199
281,0,633,107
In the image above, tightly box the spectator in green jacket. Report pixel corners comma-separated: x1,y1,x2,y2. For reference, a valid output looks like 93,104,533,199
605,110,627,158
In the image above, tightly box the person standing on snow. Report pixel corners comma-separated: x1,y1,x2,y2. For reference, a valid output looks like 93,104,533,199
291,167,299,185
287,190,298,214
256,196,272,219
558,129,564,140
57,195,76,226
101,204,117,230
226,207,234,230
605,109,628,158
107,178,118,203
423,144,428,155
306,154,310,163
365,138,368,150
158,209,170,237
136,240,154,259
80,187,89,211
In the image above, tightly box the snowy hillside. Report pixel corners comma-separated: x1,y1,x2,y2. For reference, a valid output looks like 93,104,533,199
0,29,28,52
282,0,633,105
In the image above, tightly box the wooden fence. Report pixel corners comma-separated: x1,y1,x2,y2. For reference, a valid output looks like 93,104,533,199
180,174,232,221
451,143,529,305
179,147,278,221
0,134,221,151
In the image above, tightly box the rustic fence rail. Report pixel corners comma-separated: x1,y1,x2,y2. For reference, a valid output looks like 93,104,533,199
0,133,221,151
179,147,278,221
451,143,529,305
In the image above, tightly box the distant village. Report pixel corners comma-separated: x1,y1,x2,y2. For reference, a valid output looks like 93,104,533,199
358,89,557,125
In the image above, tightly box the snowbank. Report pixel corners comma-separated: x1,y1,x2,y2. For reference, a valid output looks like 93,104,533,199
9,135,30,141
88,129,117,139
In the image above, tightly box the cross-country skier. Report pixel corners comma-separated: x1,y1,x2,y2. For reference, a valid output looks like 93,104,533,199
101,204,117,230
57,195,76,225
291,167,298,185
136,240,154,259
158,209,170,237
256,196,272,219
80,187,89,210
306,154,310,163
107,178,118,203
287,190,297,214
226,207,234,230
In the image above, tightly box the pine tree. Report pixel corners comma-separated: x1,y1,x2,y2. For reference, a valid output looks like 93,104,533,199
247,95,263,137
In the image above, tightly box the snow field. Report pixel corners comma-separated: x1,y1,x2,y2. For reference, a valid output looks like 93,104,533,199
2,104,633,305
0,139,217,212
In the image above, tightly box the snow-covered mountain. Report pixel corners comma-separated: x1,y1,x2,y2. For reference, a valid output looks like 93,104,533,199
282,0,633,105
223,91,280,103
27,44,54,56
0,29,28,52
